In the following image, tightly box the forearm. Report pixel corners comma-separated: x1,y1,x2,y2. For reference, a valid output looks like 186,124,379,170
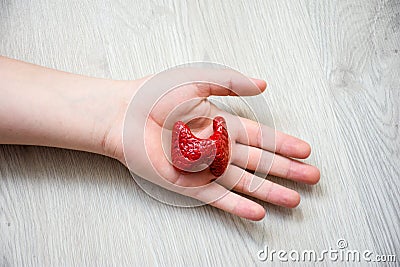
0,56,135,159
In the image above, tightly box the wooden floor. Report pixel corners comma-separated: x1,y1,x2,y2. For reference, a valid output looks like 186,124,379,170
0,0,399,266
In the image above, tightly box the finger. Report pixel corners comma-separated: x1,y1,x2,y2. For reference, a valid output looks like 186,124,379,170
144,167,265,221
232,143,320,185
192,69,267,97
220,111,311,159
195,78,266,97
188,181,266,221
218,165,301,208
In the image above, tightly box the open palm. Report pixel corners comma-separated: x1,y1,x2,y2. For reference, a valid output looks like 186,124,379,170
119,70,320,221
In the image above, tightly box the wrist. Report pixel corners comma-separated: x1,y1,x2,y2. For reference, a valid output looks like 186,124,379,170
96,79,139,163
0,56,142,163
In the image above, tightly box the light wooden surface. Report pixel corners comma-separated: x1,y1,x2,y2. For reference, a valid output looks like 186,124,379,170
0,0,399,266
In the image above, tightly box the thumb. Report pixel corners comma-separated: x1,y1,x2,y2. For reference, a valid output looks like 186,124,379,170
187,68,267,97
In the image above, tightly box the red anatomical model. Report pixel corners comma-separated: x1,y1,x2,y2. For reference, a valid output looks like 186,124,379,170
171,116,229,177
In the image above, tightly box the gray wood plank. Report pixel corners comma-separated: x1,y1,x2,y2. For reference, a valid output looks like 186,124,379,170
306,0,400,256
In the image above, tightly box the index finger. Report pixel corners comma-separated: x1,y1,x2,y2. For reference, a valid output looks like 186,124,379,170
237,116,312,159
215,110,311,159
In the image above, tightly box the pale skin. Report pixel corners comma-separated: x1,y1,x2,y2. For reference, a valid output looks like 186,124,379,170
0,56,320,221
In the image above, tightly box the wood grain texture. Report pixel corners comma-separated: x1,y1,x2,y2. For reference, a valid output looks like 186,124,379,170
0,0,398,266
305,0,400,256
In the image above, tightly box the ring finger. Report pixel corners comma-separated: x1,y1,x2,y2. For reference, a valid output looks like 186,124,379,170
217,165,301,208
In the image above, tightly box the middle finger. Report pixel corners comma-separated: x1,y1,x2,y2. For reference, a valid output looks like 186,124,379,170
231,143,320,184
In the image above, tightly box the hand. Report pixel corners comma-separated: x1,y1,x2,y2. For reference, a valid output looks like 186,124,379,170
105,69,320,221
0,57,319,221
